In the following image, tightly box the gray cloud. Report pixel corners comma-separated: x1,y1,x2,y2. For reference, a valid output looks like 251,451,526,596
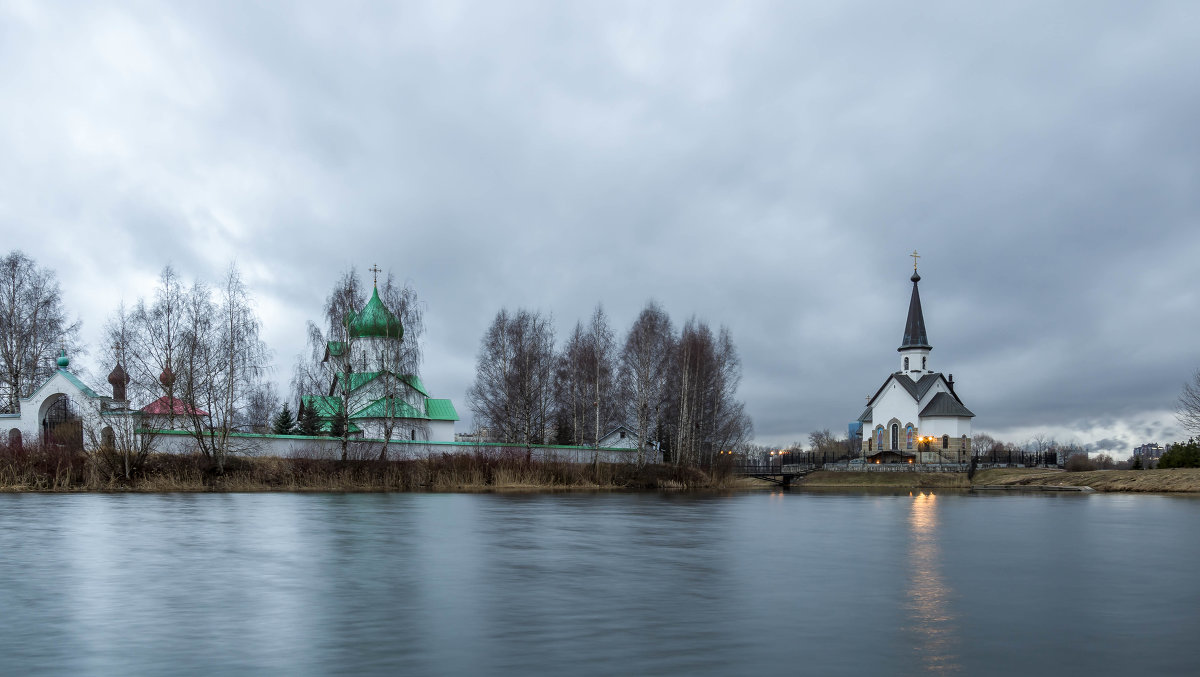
2,1,1197,455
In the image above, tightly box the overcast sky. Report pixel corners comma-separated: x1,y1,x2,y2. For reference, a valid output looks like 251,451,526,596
2,1,1198,452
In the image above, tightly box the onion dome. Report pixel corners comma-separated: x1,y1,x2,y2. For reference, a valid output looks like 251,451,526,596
56,349,69,368
159,366,176,387
345,287,403,339
107,362,130,386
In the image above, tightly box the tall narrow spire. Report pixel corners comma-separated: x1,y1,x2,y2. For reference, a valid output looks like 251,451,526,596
899,269,930,351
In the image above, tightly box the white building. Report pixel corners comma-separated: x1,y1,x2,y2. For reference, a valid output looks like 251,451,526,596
858,262,975,464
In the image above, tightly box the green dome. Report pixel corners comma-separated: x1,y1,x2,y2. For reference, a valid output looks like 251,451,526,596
346,287,403,339
56,348,69,368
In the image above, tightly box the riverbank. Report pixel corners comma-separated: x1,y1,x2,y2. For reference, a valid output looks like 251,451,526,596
798,468,1200,493
0,448,755,492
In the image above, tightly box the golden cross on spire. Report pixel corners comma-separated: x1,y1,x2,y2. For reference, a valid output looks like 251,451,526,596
910,249,920,271
369,264,381,287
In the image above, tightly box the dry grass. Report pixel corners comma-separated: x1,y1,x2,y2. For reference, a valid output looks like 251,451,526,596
973,467,1200,492
0,443,736,493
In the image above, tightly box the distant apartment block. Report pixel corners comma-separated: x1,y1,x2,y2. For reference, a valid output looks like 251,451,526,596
1133,443,1165,460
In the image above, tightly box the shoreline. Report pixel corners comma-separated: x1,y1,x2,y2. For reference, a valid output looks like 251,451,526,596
797,468,1200,493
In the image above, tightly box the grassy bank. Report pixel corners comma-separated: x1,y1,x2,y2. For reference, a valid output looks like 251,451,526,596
0,444,751,492
971,467,1200,492
797,468,1200,492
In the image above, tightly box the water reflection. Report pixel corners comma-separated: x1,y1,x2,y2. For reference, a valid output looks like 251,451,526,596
907,492,960,673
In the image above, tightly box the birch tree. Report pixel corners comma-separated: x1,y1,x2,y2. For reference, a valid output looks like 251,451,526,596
467,308,555,449
666,318,751,466
174,265,270,472
0,251,81,412
376,273,424,461
619,301,673,466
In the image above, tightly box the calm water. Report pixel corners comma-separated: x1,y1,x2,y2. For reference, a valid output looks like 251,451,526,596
1,490,1198,676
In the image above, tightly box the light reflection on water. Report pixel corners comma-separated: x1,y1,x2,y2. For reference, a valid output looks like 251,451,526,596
0,491,1198,676
907,492,960,673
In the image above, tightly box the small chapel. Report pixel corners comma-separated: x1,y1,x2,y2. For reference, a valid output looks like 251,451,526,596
858,254,975,464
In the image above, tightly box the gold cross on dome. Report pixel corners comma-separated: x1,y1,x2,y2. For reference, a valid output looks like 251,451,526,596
369,264,382,287
910,250,920,271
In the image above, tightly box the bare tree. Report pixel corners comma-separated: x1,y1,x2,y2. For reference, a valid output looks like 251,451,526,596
90,308,156,480
124,266,187,425
553,322,589,445
245,381,280,434
0,251,81,412
174,265,270,472
467,308,556,451
619,301,673,466
1177,369,1200,436
375,273,425,461
971,433,996,459
667,318,752,467
585,305,618,454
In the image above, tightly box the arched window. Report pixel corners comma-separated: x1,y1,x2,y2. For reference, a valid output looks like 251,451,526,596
890,423,899,450
962,435,968,452
868,438,872,452
922,356,927,369
7,428,20,448
903,357,909,370
101,426,115,449
411,429,416,440
942,435,949,449
906,426,914,449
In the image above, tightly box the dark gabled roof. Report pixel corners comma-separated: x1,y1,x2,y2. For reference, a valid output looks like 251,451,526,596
868,372,942,407
919,391,975,418
899,271,931,351
858,406,872,423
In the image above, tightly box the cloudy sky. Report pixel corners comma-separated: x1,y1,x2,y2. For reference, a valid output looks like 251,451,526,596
2,0,1198,452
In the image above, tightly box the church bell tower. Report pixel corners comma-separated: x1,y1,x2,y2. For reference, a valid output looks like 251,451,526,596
898,251,931,376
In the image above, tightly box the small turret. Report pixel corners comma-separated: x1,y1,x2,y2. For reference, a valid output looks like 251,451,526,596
159,366,176,388
56,348,69,368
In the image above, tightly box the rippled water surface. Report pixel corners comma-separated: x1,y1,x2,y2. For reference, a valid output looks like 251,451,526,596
1,490,1198,676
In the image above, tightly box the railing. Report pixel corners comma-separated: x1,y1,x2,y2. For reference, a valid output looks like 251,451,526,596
733,463,816,475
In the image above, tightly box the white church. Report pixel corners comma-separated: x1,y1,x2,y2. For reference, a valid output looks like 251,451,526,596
858,257,975,464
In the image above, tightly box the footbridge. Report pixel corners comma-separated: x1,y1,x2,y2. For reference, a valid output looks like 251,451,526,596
733,463,817,488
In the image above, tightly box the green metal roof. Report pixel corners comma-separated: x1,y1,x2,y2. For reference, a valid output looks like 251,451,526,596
424,399,459,421
402,374,428,396
302,395,344,418
58,369,103,399
345,287,403,339
350,398,426,420
326,341,347,357
331,371,429,397
332,371,383,393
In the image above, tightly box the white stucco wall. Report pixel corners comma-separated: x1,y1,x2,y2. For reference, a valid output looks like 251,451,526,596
148,432,650,463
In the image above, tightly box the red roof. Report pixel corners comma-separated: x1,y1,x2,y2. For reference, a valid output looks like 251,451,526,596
141,396,208,416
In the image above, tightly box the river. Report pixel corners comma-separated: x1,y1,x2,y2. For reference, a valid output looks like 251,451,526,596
0,490,1197,676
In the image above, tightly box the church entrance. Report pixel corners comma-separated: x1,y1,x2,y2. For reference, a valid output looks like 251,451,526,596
42,395,82,450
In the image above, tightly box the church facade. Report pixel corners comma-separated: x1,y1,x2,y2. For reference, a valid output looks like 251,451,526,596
858,262,974,464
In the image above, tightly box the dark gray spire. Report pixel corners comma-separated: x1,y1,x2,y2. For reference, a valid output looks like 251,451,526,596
899,270,931,351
